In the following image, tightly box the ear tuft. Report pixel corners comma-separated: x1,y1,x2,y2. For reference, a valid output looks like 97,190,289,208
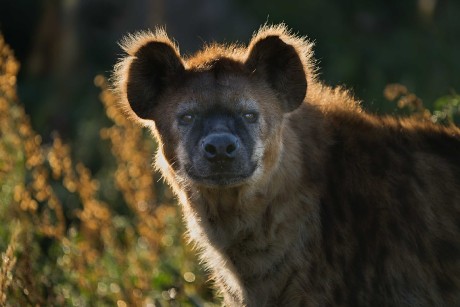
245,24,314,112
113,29,184,121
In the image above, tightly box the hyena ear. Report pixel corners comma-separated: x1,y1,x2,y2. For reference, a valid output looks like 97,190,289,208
119,36,184,120
245,34,307,112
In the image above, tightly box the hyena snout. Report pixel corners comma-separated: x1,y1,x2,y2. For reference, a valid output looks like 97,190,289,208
201,133,240,162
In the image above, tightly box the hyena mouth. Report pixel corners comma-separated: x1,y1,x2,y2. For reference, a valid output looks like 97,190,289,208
185,163,258,187
191,174,251,187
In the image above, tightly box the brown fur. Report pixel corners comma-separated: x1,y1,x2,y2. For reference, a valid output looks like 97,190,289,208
113,24,460,306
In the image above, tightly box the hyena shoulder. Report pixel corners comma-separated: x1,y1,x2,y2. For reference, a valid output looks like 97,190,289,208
114,24,460,306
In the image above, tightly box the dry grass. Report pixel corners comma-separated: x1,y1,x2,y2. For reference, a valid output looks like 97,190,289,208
0,36,216,306
384,83,460,124
0,222,20,305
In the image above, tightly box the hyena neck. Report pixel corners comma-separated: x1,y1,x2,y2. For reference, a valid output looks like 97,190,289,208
176,112,324,305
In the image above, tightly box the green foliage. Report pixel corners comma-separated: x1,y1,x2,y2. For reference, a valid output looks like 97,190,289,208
432,93,460,125
384,83,460,126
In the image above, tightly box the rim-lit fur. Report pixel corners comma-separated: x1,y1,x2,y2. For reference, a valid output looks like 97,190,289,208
113,24,460,306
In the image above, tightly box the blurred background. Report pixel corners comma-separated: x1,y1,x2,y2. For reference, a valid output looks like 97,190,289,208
0,0,460,143
0,0,459,306
1,0,459,164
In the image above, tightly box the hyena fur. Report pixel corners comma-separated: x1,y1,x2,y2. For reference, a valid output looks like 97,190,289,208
113,24,460,306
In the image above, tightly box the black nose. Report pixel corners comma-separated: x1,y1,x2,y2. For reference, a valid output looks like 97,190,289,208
201,133,240,161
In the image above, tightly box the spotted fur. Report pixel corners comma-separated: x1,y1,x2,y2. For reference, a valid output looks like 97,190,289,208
113,24,460,306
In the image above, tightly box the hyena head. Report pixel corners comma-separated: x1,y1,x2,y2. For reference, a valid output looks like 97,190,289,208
114,25,312,188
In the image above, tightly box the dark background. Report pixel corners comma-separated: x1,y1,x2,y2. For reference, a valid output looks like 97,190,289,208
1,0,459,168
1,1,459,304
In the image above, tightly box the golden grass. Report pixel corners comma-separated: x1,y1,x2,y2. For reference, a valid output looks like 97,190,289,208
384,83,460,124
0,222,20,305
0,35,216,306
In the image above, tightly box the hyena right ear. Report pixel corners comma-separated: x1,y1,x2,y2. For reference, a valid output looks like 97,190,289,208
245,26,310,113
115,32,184,120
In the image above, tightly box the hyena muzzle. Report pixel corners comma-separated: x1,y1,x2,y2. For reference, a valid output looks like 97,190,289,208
113,24,460,306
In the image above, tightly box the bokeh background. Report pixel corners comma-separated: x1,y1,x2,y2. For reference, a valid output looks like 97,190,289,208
2,0,460,164
0,0,459,306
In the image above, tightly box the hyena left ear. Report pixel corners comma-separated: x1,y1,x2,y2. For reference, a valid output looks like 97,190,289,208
245,35,307,112
117,35,185,120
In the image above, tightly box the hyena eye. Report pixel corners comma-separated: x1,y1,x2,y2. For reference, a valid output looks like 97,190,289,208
179,114,194,125
243,112,258,123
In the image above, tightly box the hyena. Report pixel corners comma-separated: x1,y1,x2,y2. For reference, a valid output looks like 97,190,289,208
113,24,460,306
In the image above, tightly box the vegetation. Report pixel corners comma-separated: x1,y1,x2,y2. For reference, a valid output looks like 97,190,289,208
0,22,459,305
0,37,216,306
1,1,459,305
384,83,460,125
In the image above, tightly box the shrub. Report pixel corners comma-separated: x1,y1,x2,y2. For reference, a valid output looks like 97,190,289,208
0,35,216,307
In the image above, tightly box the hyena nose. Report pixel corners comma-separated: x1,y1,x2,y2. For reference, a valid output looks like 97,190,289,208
201,133,240,161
